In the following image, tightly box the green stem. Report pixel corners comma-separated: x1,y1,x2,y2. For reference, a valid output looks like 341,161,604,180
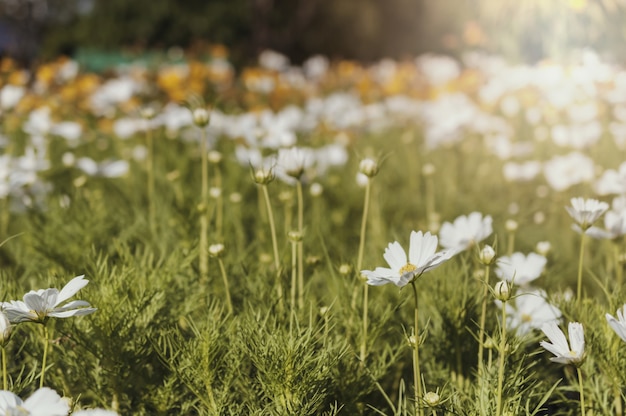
495,298,507,415
215,166,223,240
2,346,6,390
262,184,283,309
477,265,490,374
411,282,424,416
615,383,622,416
290,240,297,330
358,180,371,362
577,367,585,416
615,242,623,290
296,181,304,310
217,258,233,314
507,232,515,257
199,128,209,281
146,125,155,231
577,232,586,306
40,325,49,388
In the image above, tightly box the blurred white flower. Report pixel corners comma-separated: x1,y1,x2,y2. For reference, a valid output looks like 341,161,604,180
439,212,493,251
2,275,96,324
543,152,594,192
593,162,626,196
0,387,69,416
503,160,542,182
495,252,547,286
540,321,585,366
277,147,310,181
0,311,11,346
76,157,129,178
606,304,626,343
0,84,24,110
362,231,455,287
566,197,609,231
73,410,119,416
259,50,289,72
499,289,561,336
585,209,626,240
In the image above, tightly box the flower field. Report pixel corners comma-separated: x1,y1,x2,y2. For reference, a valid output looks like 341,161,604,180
1,47,626,415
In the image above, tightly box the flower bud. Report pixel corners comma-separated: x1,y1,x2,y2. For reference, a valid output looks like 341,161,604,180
208,243,225,257
494,280,511,301
309,182,323,197
0,311,11,347
253,168,274,185
478,245,496,265
192,108,210,127
287,230,304,243
422,163,436,177
359,158,379,178
536,241,551,256
424,391,441,407
338,264,352,276
505,219,518,232
208,150,222,164
408,334,417,347
209,187,222,199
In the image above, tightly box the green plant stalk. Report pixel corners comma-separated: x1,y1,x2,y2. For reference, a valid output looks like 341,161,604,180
576,232,586,305
495,298,507,416
615,242,623,290
146,125,155,231
507,231,515,256
215,166,223,239
217,257,233,314
296,181,304,310
358,180,371,363
411,282,424,416
614,384,623,416
40,325,49,389
425,175,434,224
290,240,297,330
262,184,283,309
577,367,585,416
477,265,490,374
199,128,209,281
2,346,6,390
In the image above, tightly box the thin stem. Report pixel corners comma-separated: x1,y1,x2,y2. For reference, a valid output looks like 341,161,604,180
199,128,209,281
40,325,49,389
296,181,304,310
577,232,586,305
577,367,585,416
495,298,507,416
507,231,515,256
615,242,623,290
614,383,623,416
215,166,223,239
217,258,233,314
358,180,371,363
262,184,283,309
2,346,6,390
146,125,155,231
290,240,297,330
411,282,424,416
477,265,490,374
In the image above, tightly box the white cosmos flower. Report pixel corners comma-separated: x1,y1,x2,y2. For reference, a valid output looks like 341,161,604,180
438,212,493,251
73,410,119,416
565,197,609,231
495,252,547,286
585,209,626,240
500,289,561,336
540,321,585,366
361,231,455,287
0,387,69,416
2,275,96,324
606,304,626,343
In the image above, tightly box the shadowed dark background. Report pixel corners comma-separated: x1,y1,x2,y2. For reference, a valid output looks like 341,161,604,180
1,0,625,67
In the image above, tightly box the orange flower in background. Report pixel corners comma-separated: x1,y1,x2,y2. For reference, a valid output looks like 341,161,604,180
463,21,487,46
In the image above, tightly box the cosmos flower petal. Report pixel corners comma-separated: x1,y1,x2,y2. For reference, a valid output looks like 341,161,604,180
49,308,97,318
23,292,51,313
23,387,69,416
383,242,407,271
568,322,585,354
0,390,23,411
56,275,89,306
409,231,438,268
541,321,570,355
606,304,626,342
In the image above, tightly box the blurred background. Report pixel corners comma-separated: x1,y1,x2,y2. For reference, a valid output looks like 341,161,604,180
1,0,626,68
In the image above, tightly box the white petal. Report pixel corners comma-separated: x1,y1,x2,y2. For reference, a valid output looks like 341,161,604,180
541,321,569,355
409,231,438,268
0,390,22,411
383,242,407,271
24,387,69,416
568,322,585,355
56,275,89,306
48,308,97,319
606,313,626,342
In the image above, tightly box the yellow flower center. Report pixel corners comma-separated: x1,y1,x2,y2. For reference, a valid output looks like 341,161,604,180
521,313,532,323
399,263,418,275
